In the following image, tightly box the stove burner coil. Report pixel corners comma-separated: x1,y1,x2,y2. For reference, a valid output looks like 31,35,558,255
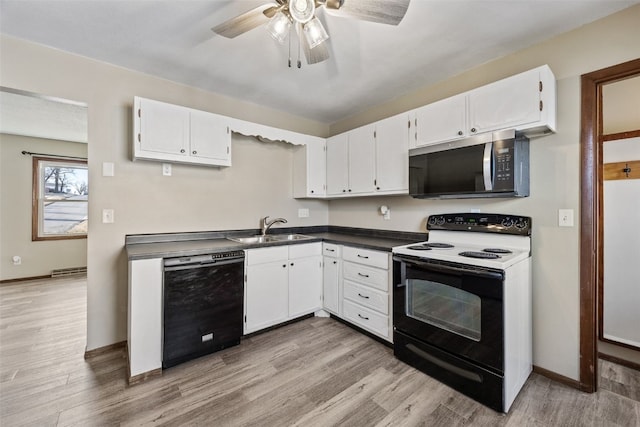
423,243,455,249
407,245,432,250
459,251,501,259
483,248,512,254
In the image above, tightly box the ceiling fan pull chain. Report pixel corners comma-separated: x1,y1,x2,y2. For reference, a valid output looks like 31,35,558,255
297,25,302,69
288,25,292,68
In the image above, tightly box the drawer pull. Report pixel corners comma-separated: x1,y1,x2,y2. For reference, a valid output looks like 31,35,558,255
357,293,370,299
357,272,370,278
358,314,369,320
357,254,369,259
325,248,335,252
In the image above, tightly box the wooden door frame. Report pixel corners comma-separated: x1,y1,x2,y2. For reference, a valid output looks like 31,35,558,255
579,57,640,393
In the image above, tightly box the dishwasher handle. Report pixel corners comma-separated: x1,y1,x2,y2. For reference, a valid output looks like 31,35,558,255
164,254,244,271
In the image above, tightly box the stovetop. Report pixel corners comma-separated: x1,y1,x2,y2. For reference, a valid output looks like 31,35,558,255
392,213,532,270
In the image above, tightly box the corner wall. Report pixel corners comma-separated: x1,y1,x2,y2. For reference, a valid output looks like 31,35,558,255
328,5,640,381
0,135,88,280
0,35,330,350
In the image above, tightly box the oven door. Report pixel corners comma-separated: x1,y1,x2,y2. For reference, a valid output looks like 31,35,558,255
393,255,504,373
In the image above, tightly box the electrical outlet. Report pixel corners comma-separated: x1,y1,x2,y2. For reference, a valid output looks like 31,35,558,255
12,256,21,265
102,209,115,224
162,163,172,176
298,208,309,218
558,209,574,227
102,162,115,177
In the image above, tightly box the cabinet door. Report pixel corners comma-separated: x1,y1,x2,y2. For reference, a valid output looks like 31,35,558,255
415,93,467,146
326,133,349,195
468,68,541,134
288,256,322,318
245,261,289,333
348,124,376,194
375,113,409,192
139,98,189,156
323,256,340,315
190,109,231,165
306,137,326,196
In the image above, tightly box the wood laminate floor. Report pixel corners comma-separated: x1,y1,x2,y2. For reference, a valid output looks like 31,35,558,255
2,277,640,426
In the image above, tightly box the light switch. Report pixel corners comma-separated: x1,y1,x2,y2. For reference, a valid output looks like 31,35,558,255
102,209,115,224
102,162,114,177
558,209,574,227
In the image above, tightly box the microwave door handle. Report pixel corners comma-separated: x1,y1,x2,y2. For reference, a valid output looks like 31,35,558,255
483,142,493,191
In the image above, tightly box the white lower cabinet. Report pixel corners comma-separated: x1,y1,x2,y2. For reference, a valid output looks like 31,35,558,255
340,246,392,342
245,243,322,334
322,243,341,315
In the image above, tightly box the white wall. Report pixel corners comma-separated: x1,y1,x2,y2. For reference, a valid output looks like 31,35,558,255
0,35,330,351
0,134,88,280
328,5,640,381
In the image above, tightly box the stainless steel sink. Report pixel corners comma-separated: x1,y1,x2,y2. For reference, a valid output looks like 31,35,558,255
227,234,313,244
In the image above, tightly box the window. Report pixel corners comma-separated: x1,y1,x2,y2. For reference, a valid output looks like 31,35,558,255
32,156,88,241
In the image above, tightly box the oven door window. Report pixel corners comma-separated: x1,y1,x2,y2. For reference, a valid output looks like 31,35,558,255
406,278,481,341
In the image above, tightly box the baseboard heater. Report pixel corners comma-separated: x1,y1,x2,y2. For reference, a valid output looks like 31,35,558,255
51,266,87,278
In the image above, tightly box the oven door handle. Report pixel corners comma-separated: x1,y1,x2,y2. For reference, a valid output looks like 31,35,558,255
396,257,504,281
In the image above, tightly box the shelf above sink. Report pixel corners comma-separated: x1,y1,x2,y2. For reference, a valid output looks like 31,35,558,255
227,234,314,244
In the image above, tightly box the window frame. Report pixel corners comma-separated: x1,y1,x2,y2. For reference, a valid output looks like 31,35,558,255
32,156,88,241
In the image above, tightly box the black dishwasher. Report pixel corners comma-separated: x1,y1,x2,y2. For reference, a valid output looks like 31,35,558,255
162,250,244,368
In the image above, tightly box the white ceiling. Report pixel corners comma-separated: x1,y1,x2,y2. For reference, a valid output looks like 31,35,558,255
0,88,88,143
0,0,637,124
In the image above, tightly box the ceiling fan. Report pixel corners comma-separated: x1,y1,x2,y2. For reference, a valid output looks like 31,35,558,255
212,0,411,67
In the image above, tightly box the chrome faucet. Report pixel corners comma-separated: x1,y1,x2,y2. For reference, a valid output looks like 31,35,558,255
261,216,287,236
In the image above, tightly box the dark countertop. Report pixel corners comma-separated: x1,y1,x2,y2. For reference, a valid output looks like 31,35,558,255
126,226,427,261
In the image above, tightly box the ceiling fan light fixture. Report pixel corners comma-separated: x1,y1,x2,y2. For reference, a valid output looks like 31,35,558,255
266,11,291,44
303,17,329,49
289,0,315,24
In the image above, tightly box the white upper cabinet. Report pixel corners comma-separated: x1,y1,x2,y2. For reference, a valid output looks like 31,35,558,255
326,133,350,195
414,94,467,147
189,109,231,164
293,136,326,198
413,65,557,148
375,113,409,193
348,124,377,194
138,98,189,156
133,96,231,167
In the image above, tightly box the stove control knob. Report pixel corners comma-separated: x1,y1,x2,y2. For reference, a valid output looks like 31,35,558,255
428,216,437,226
515,219,528,229
436,216,445,226
501,218,514,228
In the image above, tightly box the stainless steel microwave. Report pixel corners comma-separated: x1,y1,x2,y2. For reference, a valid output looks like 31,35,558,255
409,129,529,199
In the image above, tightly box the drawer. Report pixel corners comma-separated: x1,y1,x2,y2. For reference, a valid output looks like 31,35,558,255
343,300,389,339
343,261,388,292
322,243,340,258
289,242,322,259
247,246,288,265
343,280,388,315
343,246,389,270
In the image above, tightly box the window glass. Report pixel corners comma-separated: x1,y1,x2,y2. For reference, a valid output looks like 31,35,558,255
33,157,88,240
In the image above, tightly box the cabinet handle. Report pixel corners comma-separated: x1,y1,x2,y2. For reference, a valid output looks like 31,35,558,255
357,293,370,299
192,150,197,155
376,187,380,190
358,314,369,321
470,127,477,133
311,190,314,194
333,261,337,264
357,254,369,259
343,189,346,193
282,264,286,268
458,131,463,136
180,149,185,153
358,272,370,278
290,263,294,266
348,189,352,192
326,248,335,252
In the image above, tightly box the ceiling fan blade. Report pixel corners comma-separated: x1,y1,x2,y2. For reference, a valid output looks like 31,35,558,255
212,3,278,38
326,0,411,26
299,27,330,65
